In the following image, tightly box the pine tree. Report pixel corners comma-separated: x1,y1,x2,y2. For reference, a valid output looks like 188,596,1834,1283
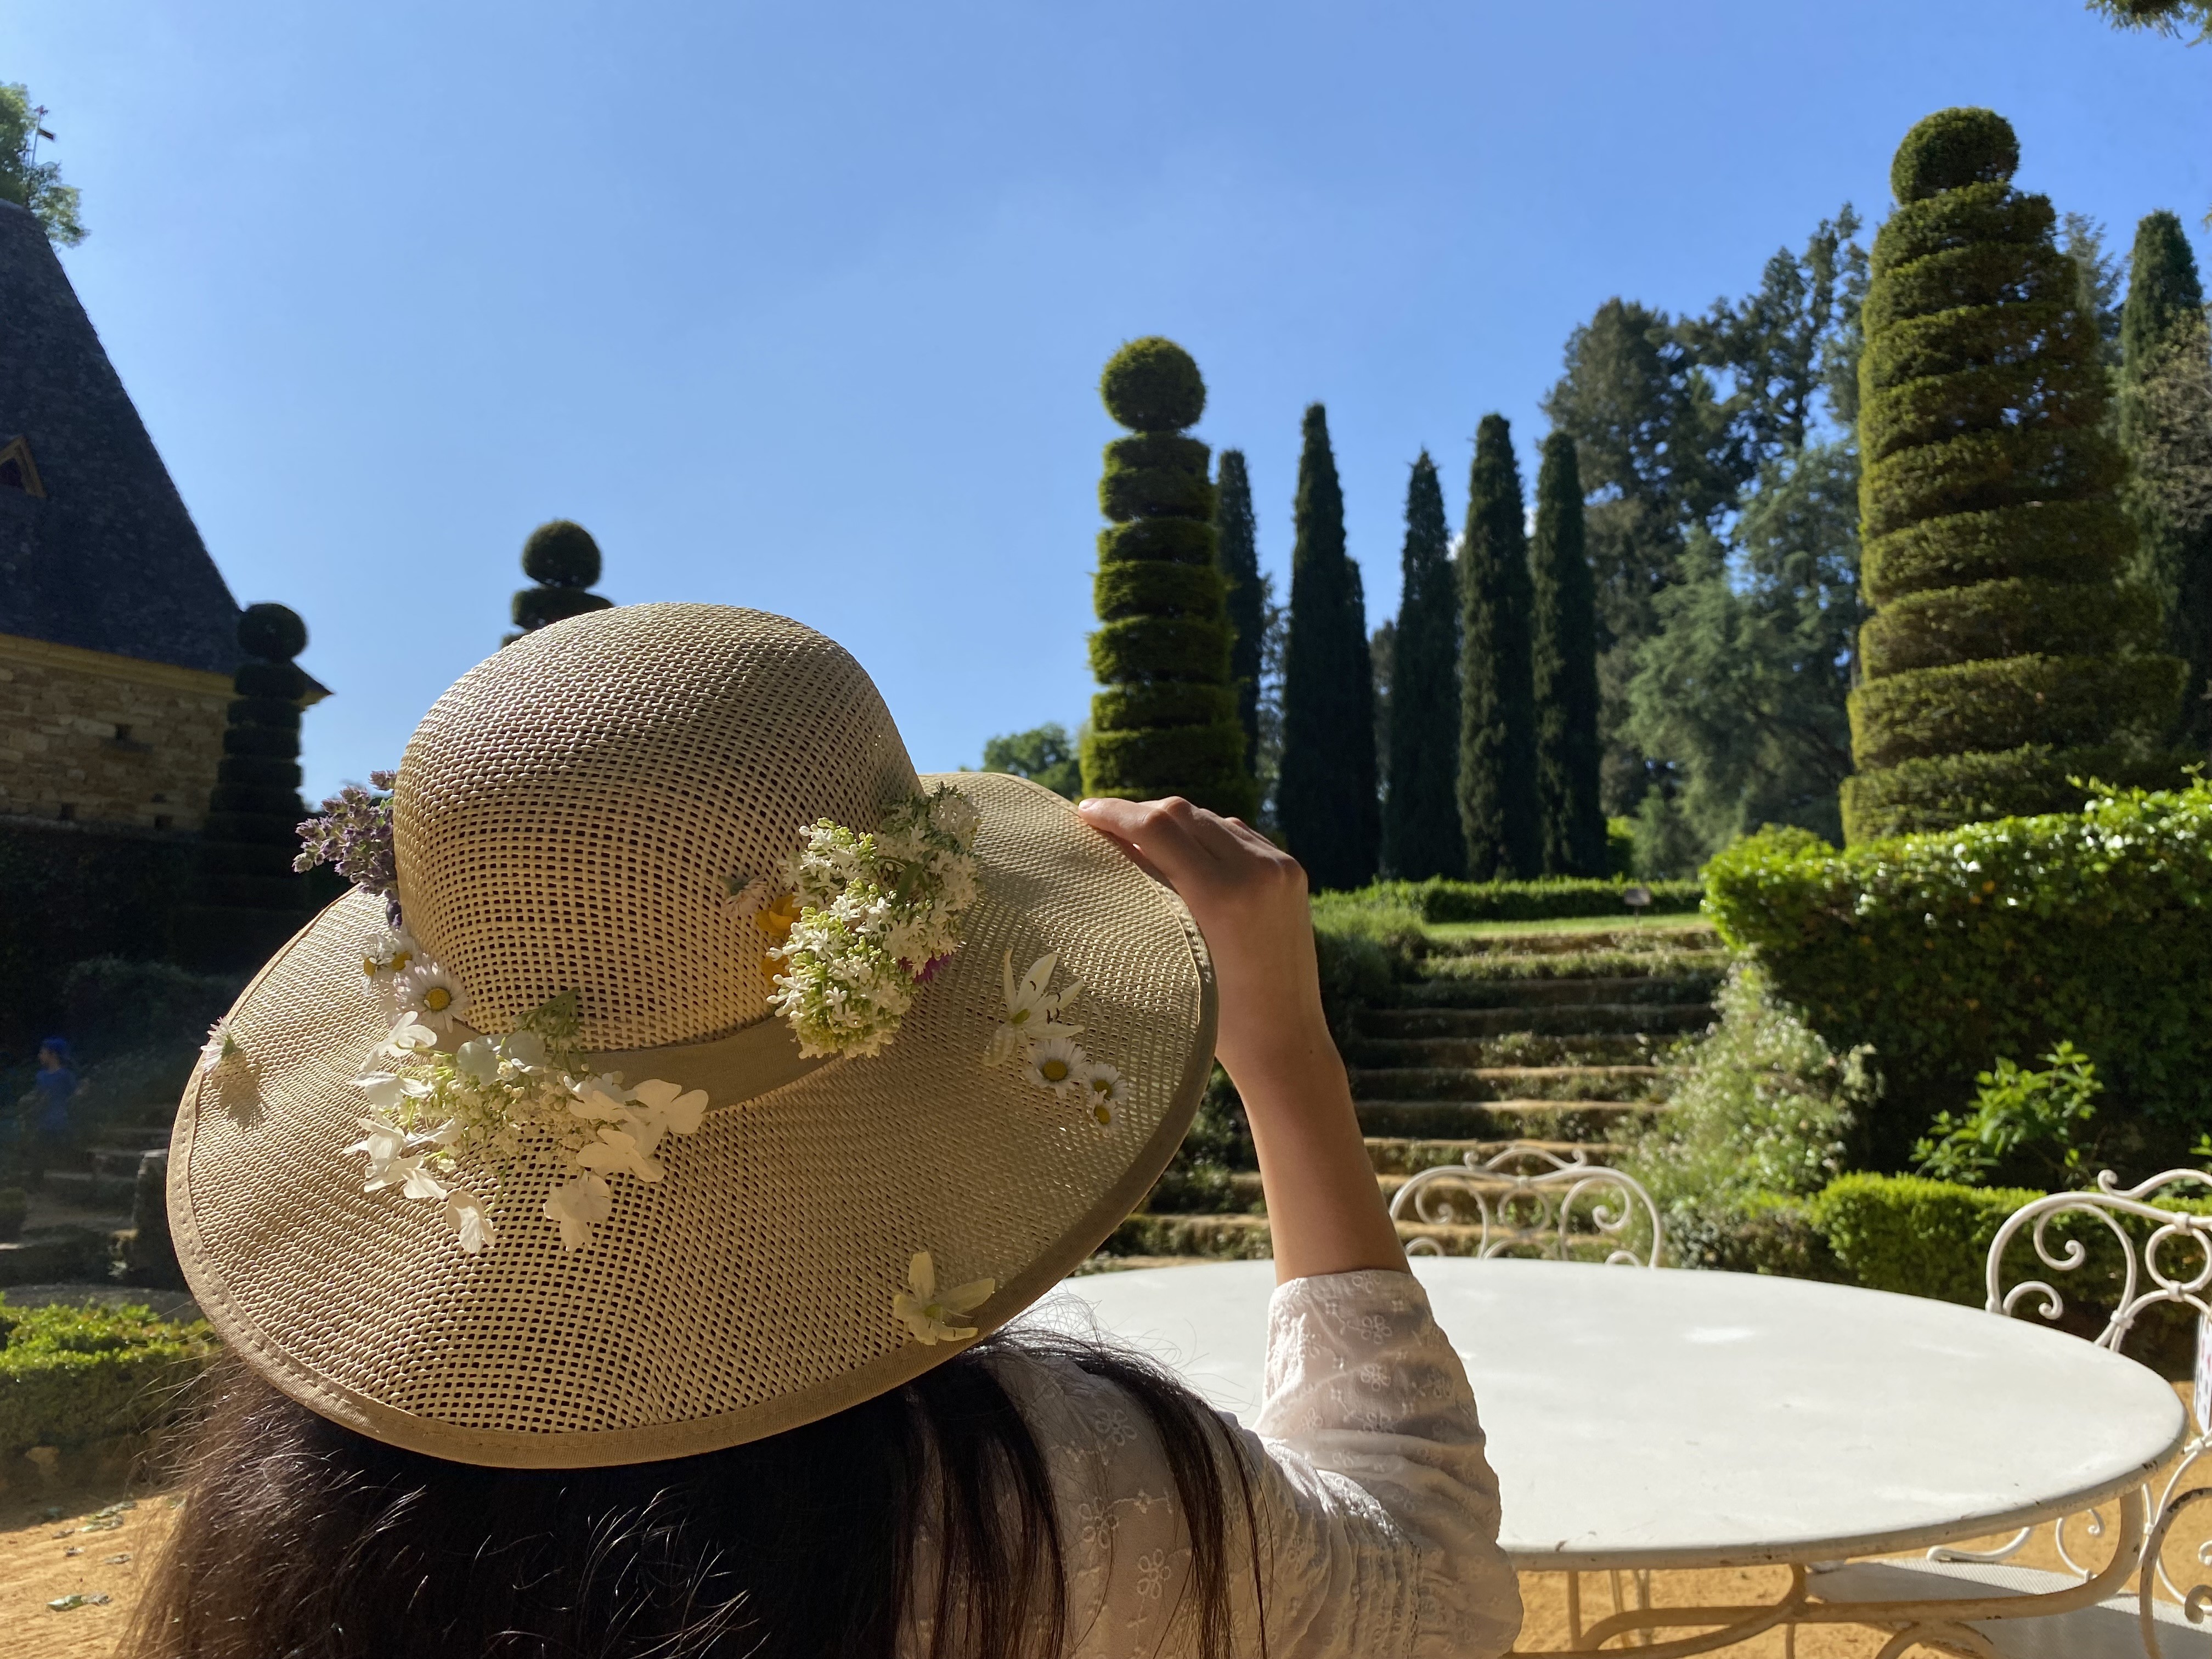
1214,448,1266,787
1529,432,1607,874
1381,452,1463,879
2120,212,2212,756
1080,338,1255,817
1846,108,2184,842
506,520,613,646
1277,404,1378,889
1458,416,1541,878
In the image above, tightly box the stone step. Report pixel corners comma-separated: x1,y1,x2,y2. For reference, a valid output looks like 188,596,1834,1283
1353,1095,1664,1139
1361,1135,1624,1176
1349,1032,1675,1073
1368,975,1719,1012
1409,951,1726,989
88,1144,165,1177
1427,924,1719,958
1354,1002,1716,1041
41,1170,138,1209
1351,1063,1667,1103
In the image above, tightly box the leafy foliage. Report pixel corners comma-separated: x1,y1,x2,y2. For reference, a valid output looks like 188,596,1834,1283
1706,780,2212,1164
980,723,1082,799
1912,1041,2104,1188
1458,416,1541,878
1812,1174,2042,1306
1323,875,1701,924
1384,453,1463,879
0,84,83,246
1277,404,1379,889
0,1297,211,1460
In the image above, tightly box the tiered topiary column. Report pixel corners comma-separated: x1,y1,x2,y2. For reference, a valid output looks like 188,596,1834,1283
504,519,613,646
172,603,319,970
1844,108,2183,843
1080,338,1257,819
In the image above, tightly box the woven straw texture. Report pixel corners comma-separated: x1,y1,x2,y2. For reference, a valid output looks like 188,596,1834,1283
170,605,1215,1468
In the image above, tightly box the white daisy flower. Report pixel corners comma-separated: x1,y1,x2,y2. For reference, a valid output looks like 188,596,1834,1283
197,1018,242,1076
394,960,470,1031
892,1251,995,1345
543,1172,613,1251
1023,1033,1088,1098
1080,1060,1125,1127
360,927,420,984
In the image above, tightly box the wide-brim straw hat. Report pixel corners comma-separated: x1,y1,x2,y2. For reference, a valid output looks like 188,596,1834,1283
170,603,1215,1468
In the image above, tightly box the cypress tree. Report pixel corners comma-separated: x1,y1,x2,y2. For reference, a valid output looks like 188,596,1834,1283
1277,404,1379,889
2120,211,2212,755
1845,109,2185,842
505,520,613,646
1080,338,1255,818
1530,431,1608,874
1214,449,1266,787
1458,415,1542,878
1381,452,1463,879
173,603,318,970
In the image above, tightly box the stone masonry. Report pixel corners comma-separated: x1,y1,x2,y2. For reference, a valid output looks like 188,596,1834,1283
0,631,230,832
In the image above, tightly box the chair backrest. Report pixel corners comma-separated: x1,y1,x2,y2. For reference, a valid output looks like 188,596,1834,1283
1387,1142,1664,1266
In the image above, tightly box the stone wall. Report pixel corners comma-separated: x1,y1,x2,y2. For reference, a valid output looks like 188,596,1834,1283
0,632,229,831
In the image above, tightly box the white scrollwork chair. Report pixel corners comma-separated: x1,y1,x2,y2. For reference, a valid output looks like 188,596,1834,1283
1385,1142,1666,1266
1807,1169,2212,1657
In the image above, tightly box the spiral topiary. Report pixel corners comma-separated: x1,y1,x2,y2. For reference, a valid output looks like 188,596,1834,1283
505,520,613,644
1843,109,2185,842
173,603,320,969
1079,339,1256,819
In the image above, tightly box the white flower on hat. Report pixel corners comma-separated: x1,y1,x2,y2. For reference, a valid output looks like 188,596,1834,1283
543,1172,613,1251
197,1018,242,1076
568,1074,636,1122
360,927,419,986
630,1079,709,1149
1023,1033,1088,1098
1080,1060,1125,1127
445,1188,494,1255
988,951,1084,1066
345,1118,411,1187
353,1071,432,1115
377,1014,439,1061
576,1125,665,1184
893,1251,995,1345
395,960,470,1032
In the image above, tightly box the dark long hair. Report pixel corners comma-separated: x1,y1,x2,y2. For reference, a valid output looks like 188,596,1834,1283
128,1328,1262,1659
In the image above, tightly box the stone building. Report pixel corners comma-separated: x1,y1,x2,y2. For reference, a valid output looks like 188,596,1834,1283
0,195,320,833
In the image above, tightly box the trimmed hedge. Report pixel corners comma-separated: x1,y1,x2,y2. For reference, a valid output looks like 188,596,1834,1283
506,520,613,646
1335,875,1703,924
1889,106,2019,204
1848,653,2183,769
1707,782,2212,1158
1098,518,1216,567
1840,742,2182,843
1090,681,1239,731
1858,578,2153,677
1087,616,1232,687
1813,1174,2040,1305
0,1297,212,1462
1094,561,1227,622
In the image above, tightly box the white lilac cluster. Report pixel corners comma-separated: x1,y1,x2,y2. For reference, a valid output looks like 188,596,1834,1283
766,784,983,1059
988,951,1126,1127
345,986,710,1256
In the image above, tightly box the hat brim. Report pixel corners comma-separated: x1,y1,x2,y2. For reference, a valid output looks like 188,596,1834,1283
170,771,1215,1468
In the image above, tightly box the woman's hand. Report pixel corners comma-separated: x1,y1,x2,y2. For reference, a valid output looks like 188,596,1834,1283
1078,796,1406,1282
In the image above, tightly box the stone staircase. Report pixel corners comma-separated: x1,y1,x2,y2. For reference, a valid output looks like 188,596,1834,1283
1111,919,1725,1261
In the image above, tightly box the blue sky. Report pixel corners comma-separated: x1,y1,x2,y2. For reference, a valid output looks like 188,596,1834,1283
9,2,2208,800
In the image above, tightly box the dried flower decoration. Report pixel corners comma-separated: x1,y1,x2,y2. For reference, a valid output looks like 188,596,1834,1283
766,784,982,1058
989,951,1122,1125
344,989,711,1255
295,771,400,908
893,1251,994,1345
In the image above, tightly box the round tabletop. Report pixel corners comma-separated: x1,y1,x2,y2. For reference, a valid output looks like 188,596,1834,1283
1048,1257,2189,1570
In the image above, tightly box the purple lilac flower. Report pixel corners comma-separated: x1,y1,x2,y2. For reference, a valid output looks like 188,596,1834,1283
294,769,400,896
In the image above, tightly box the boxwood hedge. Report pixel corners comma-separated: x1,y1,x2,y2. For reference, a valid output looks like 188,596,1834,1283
0,1297,212,1463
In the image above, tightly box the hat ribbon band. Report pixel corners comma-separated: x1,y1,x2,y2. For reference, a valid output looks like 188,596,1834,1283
436,1014,836,1109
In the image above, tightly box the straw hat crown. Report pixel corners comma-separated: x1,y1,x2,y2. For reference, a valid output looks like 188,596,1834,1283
398,605,918,1048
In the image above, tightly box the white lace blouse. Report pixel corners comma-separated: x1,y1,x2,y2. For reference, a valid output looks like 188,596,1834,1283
949,1267,1522,1659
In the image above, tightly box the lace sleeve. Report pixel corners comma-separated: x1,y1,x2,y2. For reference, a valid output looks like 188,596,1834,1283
986,1269,1520,1659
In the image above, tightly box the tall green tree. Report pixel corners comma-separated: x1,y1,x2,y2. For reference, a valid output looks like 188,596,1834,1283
1080,338,1254,817
981,723,1083,798
1528,433,1607,875
0,85,83,246
1458,415,1541,878
2087,0,2210,40
2121,211,2212,755
1277,403,1378,888
1382,453,1463,878
1846,108,2183,842
1214,449,1266,787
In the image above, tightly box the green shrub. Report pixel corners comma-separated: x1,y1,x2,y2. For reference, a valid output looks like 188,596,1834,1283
1814,1173,2041,1305
1706,782,2212,1159
1334,875,1702,924
1912,1041,2105,1188
0,1297,211,1460
1094,561,1227,622
1098,518,1216,567
1098,337,1206,432
1309,893,1424,1037
1848,108,2180,842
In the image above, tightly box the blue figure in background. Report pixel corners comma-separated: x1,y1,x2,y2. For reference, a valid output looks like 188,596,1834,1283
32,1036,76,1162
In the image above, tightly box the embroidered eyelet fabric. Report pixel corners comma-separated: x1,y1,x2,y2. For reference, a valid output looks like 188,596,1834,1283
917,1270,1521,1659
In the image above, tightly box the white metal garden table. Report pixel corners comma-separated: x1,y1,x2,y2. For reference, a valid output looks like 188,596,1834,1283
1051,1257,2190,1656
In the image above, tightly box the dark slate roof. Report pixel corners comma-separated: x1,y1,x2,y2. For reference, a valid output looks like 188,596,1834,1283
0,197,247,677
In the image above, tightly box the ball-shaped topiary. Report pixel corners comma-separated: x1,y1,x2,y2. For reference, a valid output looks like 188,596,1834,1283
1845,110,2183,842
1889,107,2018,205
236,602,307,663
1079,338,1254,819
521,520,603,588
1099,337,1206,434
